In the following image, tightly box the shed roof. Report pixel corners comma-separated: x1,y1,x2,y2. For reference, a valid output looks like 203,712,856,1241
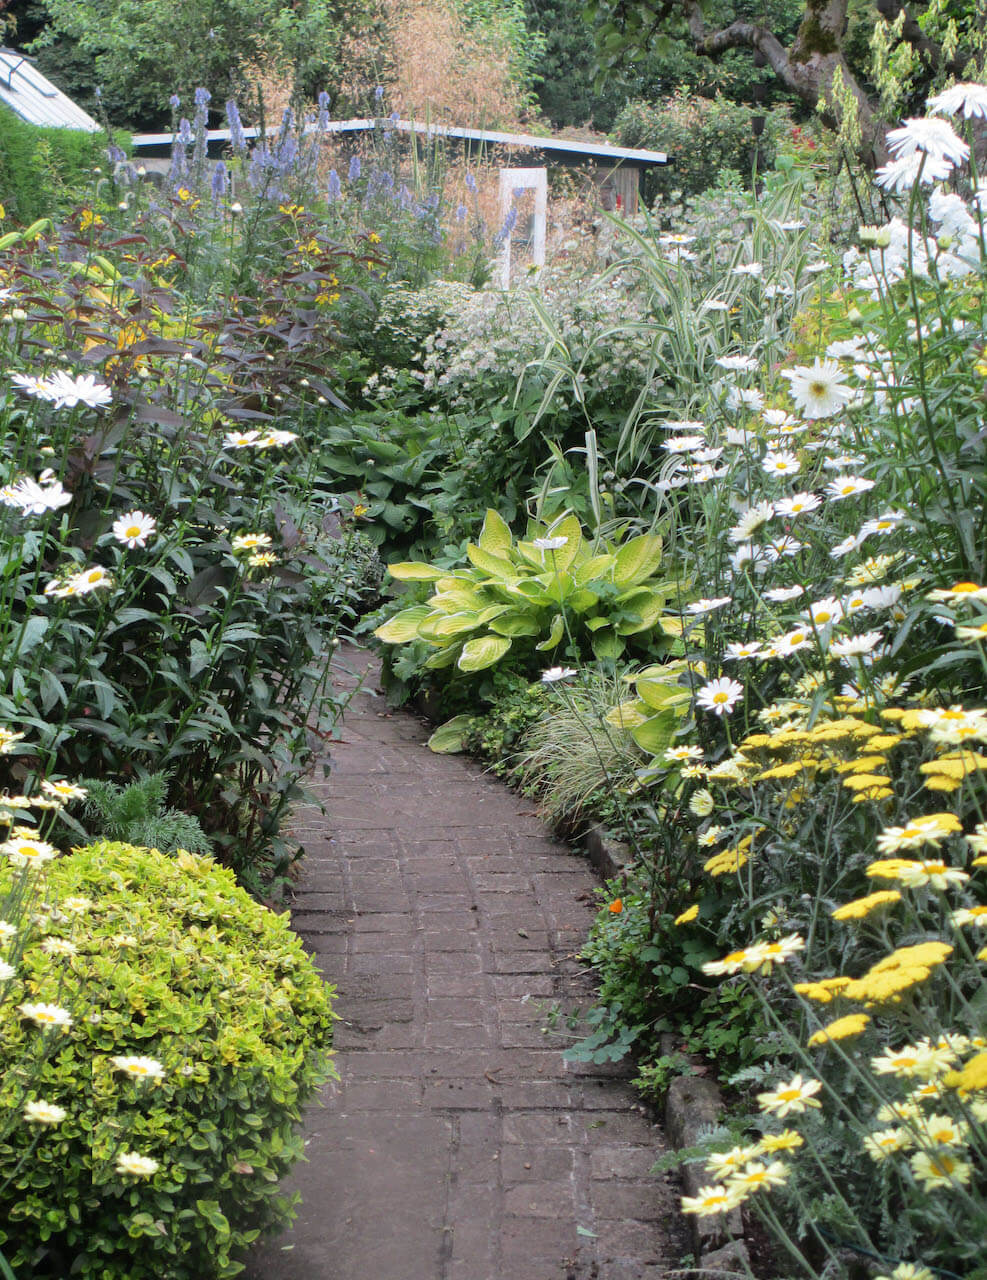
0,48,100,132
132,117,668,166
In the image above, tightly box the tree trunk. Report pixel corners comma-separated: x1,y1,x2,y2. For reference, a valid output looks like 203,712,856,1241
689,0,889,165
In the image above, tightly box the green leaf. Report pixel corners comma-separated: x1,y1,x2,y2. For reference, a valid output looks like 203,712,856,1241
612,533,663,588
488,612,542,637
457,634,512,672
466,543,516,579
591,628,625,660
615,589,666,635
630,710,677,755
427,715,472,754
374,606,431,644
477,509,514,560
535,613,565,651
386,562,446,581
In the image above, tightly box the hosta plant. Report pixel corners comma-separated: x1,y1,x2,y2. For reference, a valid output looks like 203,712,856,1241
374,509,679,674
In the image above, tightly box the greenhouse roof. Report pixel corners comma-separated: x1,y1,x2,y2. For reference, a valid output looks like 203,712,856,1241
132,117,668,166
0,48,100,131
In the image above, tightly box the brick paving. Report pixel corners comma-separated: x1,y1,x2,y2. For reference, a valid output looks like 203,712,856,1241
245,647,685,1280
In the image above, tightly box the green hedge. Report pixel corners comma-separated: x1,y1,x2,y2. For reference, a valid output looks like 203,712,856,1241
0,105,122,223
0,843,336,1278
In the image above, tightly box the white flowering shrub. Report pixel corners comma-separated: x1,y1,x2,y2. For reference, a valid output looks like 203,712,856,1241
0,841,335,1279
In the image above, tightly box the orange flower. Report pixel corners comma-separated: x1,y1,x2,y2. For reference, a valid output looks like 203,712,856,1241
608,898,623,914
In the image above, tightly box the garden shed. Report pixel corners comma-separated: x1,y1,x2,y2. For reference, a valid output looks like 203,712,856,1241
131,117,669,214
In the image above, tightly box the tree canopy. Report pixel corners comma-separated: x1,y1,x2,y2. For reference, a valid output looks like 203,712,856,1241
4,0,351,126
584,0,987,158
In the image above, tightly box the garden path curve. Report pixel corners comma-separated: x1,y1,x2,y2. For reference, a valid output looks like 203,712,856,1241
245,646,685,1280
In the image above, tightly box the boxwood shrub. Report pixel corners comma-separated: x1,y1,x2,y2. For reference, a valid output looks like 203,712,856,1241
0,842,336,1279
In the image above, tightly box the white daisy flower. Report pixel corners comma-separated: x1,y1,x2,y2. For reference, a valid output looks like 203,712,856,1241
830,535,860,558
715,355,759,373
781,360,853,419
724,641,762,661
687,596,732,615
887,117,970,165
823,453,866,471
42,371,113,410
763,585,805,603
826,336,869,360
531,535,568,551
662,419,706,432
541,666,576,684
663,435,705,453
112,511,156,549
1,473,72,515
928,83,987,120
805,597,843,628
876,152,954,191
774,492,820,518
224,430,261,448
762,450,801,478
830,631,883,659
859,511,905,539
726,387,764,412
777,627,812,655
696,677,744,716
826,475,875,501
762,409,798,428
732,263,763,277
729,501,775,543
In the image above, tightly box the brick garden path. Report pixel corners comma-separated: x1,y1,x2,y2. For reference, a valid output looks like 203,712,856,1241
245,647,685,1280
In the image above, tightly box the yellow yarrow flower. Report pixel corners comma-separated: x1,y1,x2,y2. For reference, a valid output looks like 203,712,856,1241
793,977,851,1003
808,1013,870,1046
944,1051,987,1093
832,890,901,920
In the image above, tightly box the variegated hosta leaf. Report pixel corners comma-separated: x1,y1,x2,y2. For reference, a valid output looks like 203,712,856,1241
373,606,430,643
457,634,512,671
477,508,514,560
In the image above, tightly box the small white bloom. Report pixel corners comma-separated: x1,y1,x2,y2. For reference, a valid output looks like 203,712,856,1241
541,666,576,684
715,355,758,373
774,492,820,518
724,641,762,661
726,387,764,412
927,83,987,120
729,501,775,543
876,152,954,192
116,1152,159,1177
42,371,113,410
663,434,705,453
1,474,72,515
762,449,800,478
826,475,875,501
887,117,970,166
111,510,156,549
687,596,732,615
696,677,744,716
781,360,853,419
531,536,568,551
24,1099,67,1125
830,631,883,659
732,262,763,277
763,585,805,603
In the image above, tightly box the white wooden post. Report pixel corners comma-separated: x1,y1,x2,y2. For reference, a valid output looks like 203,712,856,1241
498,166,547,289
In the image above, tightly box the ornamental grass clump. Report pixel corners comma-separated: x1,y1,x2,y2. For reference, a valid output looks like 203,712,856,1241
0,840,335,1279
